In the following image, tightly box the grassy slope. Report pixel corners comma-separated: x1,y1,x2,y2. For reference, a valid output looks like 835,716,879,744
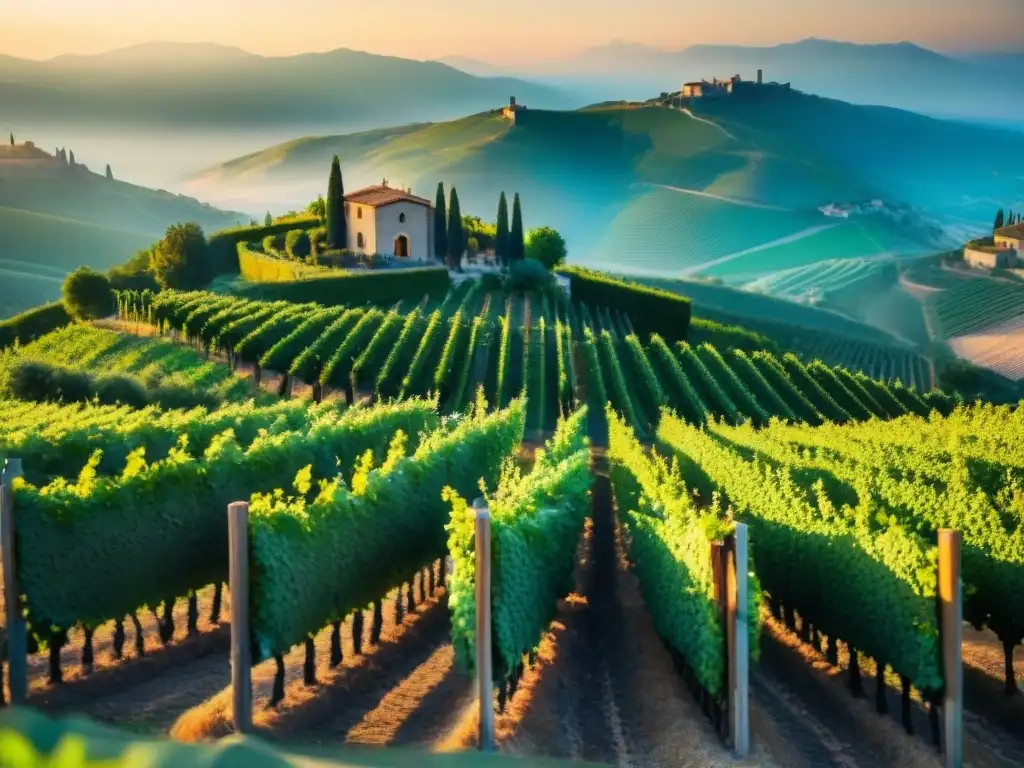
0,156,244,318
0,206,155,317
189,90,1015,272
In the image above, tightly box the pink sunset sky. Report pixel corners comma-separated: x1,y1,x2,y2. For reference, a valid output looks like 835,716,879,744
4,0,1023,63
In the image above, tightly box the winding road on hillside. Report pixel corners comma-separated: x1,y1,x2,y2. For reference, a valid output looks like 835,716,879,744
678,107,740,142
678,223,841,278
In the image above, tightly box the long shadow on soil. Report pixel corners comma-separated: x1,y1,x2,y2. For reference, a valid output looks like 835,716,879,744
274,599,453,744
31,626,230,715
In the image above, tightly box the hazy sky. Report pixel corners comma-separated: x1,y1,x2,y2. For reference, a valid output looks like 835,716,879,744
4,0,1023,63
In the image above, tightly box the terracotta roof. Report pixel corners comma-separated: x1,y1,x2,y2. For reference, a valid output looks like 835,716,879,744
995,222,1024,240
344,185,432,208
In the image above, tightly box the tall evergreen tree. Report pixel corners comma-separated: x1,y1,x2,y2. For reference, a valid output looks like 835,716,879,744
68,150,76,166
326,155,346,250
265,211,273,226
509,193,525,262
994,209,1005,232
105,164,113,180
447,187,464,269
9,133,13,146
495,192,509,265
434,182,448,261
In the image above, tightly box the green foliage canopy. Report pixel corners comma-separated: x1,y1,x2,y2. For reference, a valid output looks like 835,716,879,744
525,226,567,270
61,266,114,320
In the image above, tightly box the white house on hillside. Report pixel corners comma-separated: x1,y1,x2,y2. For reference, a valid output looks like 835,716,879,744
344,182,434,260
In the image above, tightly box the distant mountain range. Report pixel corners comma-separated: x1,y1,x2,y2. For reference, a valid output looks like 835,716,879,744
0,42,575,133
184,88,1024,282
440,38,1024,123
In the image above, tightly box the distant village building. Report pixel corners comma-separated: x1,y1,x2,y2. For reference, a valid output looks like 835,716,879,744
344,181,433,260
963,222,1021,269
502,96,527,122
819,203,852,219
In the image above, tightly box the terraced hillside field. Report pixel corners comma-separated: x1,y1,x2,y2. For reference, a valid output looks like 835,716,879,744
628,276,932,388
700,219,926,281
742,258,894,302
929,277,1024,339
948,313,1024,381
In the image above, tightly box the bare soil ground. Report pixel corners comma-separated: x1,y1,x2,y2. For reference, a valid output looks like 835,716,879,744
760,614,1024,768
2,584,229,718
171,562,461,749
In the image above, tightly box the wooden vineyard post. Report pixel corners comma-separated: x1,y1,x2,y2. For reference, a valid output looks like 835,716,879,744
710,540,726,731
228,501,252,734
938,529,962,768
728,523,750,758
1,458,27,704
474,498,494,751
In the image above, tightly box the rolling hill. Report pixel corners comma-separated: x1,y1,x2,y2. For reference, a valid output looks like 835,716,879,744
441,38,1024,124
0,142,245,318
186,87,1024,277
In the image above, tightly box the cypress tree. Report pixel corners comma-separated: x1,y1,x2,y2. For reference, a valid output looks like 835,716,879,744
326,155,346,250
68,150,75,166
509,193,524,262
496,192,509,266
434,182,447,261
105,164,113,180
994,209,1005,232
9,133,13,146
265,211,273,227
447,187,463,269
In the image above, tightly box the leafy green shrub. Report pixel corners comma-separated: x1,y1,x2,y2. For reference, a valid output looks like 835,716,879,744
309,226,328,254
524,226,567,270
93,374,149,408
206,216,320,275
8,360,91,404
61,267,115,321
505,259,553,293
149,382,218,411
284,229,311,260
1,357,218,411
262,234,279,254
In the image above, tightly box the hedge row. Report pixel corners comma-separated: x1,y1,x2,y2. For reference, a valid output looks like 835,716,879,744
207,216,320,275
235,245,452,307
558,266,691,342
237,242,313,282
688,317,778,355
0,303,71,350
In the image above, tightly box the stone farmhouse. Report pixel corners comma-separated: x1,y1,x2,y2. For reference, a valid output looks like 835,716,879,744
344,181,434,261
963,222,1022,269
